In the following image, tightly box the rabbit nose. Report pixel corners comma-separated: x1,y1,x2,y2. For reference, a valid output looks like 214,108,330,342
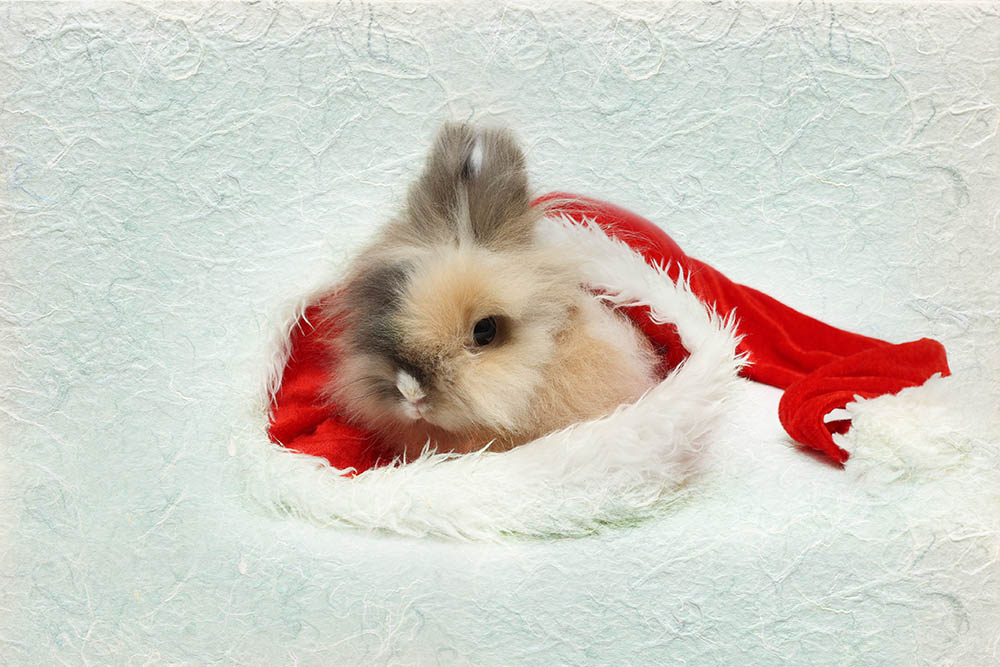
401,398,427,422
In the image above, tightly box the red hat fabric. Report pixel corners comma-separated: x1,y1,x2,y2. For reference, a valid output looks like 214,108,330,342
268,193,950,471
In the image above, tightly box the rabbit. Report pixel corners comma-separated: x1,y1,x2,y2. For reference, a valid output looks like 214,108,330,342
321,123,659,460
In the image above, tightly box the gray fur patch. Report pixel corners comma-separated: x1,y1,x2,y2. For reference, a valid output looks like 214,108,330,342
347,261,432,386
403,123,536,250
348,262,408,356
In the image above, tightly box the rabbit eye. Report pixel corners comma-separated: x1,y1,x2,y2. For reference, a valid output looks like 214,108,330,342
472,316,497,346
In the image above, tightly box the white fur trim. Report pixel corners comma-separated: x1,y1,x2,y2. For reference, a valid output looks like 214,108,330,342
842,373,1000,484
232,216,746,539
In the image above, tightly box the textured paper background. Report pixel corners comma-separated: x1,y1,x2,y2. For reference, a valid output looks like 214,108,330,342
2,1,998,664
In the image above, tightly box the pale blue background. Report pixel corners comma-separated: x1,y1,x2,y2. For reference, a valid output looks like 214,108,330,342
2,2,998,664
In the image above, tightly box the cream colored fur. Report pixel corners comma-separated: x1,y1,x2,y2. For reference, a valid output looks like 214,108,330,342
333,241,659,457
324,124,661,457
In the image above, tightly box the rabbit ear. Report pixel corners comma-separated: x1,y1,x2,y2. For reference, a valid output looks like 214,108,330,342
405,123,536,249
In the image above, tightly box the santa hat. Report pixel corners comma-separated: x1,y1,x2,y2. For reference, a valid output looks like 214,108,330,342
267,194,949,473
533,194,951,465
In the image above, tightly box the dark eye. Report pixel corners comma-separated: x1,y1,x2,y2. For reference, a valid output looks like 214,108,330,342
472,316,497,346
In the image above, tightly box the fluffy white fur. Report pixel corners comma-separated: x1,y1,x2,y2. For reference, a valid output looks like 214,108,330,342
236,219,1000,539
235,215,999,540
234,215,746,539
842,373,1000,484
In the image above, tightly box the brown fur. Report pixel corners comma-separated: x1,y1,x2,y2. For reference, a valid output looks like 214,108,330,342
322,123,658,459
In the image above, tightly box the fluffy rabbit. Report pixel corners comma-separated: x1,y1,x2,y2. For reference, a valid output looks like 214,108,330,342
322,123,659,459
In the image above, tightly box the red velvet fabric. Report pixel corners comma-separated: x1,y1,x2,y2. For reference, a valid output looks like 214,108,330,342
267,306,389,474
268,193,950,470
